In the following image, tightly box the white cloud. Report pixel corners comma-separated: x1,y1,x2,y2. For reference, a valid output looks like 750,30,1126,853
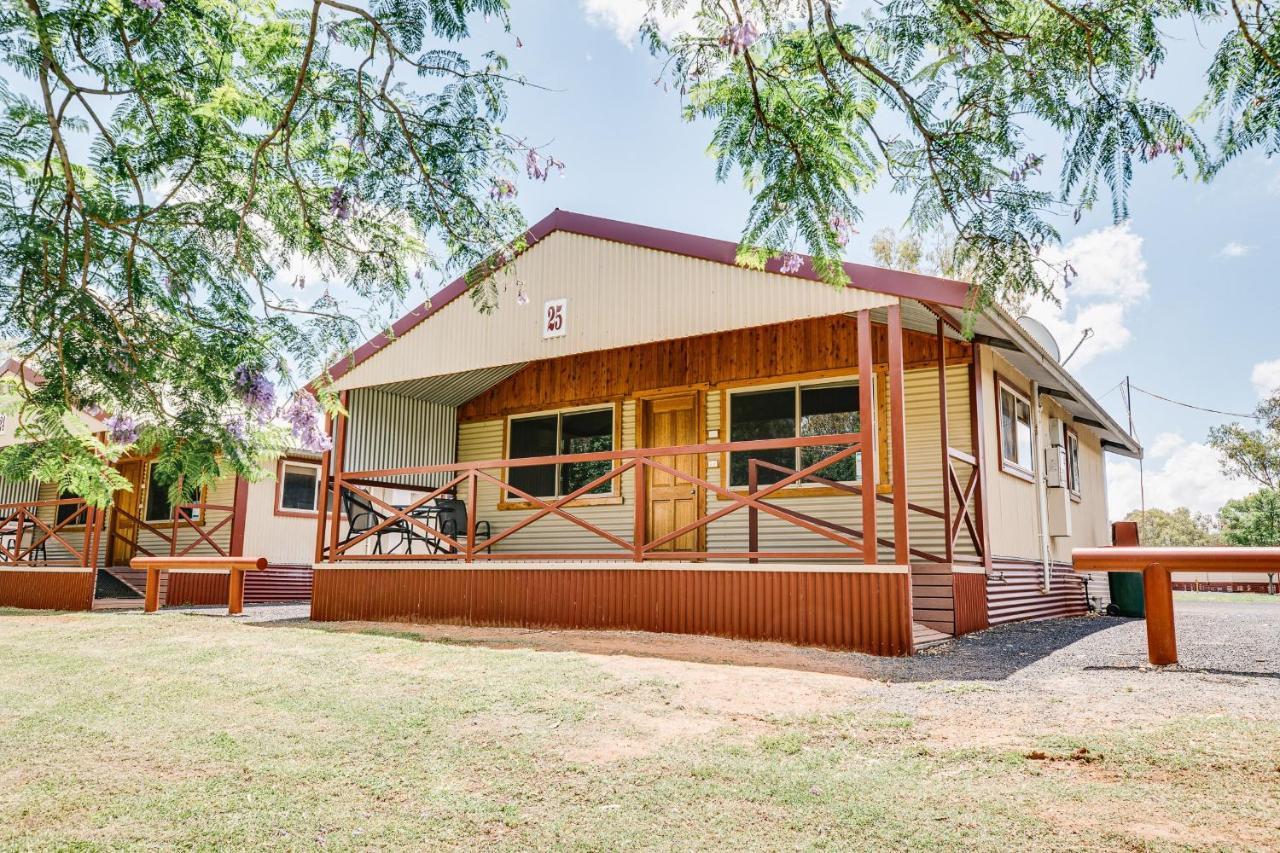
1107,436,1252,520
1251,358,1280,399
1146,431,1186,459
1023,222,1150,368
580,0,699,45
1219,240,1251,258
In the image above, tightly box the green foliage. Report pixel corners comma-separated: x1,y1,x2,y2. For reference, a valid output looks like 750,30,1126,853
1218,488,1280,546
1123,507,1219,547
1207,393,1280,491
0,0,536,502
648,1,1272,315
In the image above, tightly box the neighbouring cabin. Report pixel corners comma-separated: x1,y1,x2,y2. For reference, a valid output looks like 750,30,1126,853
309,211,1142,655
0,358,320,609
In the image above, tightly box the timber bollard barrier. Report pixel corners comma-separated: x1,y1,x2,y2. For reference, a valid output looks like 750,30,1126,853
130,556,268,616
1073,543,1280,665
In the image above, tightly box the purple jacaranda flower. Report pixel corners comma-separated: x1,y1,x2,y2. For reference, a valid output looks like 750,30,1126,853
515,280,529,305
779,251,803,274
723,20,759,54
329,185,353,221
489,179,516,200
233,365,276,423
828,214,857,247
282,393,333,453
224,415,249,443
105,414,140,445
132,0,165,11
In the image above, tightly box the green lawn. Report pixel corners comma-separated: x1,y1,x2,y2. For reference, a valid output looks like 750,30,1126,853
0,610,1276,850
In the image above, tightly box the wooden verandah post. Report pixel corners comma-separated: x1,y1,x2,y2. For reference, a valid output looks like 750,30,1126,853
325,390,350,563
936,317,954,565
856,310,876,563
886,305,909,564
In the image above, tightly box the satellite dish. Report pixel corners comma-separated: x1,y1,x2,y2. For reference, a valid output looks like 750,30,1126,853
1016,316,1061,362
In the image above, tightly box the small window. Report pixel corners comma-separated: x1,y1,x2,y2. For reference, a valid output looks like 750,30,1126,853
279,461,321,513
55,490,83,526
145,463,176,522
507,407,615,499
1065,429,1082,496
998,383,1035,476
728,382,861,487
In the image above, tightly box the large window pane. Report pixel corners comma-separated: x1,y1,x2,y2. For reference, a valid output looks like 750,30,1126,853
800,384,860,482
508,415,557,497
560,409,614,495
730,388,795,486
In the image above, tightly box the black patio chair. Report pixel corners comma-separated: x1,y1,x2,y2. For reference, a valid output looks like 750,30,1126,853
0,513,45,564
435,499,491,555
340,490,436,555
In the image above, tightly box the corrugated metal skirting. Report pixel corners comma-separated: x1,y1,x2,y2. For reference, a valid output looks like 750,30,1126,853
166,567,314,606
0,570,95,611
986,561,1087,625
312,567,914,656
952,572,989,635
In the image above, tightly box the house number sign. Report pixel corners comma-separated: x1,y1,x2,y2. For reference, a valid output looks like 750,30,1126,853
543,298,567,339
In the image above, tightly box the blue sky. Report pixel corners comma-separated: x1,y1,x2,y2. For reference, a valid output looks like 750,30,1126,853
413,1,1274,521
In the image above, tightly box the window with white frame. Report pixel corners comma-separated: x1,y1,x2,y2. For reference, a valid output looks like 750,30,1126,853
1065,429,1082,496
279,460,322,513
506,406,615,499
727,381,862,487
998,382,1035,476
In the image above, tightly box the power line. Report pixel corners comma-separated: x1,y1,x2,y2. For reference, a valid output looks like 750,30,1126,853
1127,383,1262,420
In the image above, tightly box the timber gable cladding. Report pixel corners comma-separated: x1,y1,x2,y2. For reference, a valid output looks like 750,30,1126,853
458,316,971,422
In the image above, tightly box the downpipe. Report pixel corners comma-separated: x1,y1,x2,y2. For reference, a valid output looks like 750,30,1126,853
1032,381,1052,593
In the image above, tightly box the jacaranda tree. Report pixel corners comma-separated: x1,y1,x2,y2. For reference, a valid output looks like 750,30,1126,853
0,0,555,504
646,0,1276,307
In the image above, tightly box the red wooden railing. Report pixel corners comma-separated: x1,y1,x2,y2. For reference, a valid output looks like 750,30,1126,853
0,497,103,568
105,502,235,560
322,434,963,565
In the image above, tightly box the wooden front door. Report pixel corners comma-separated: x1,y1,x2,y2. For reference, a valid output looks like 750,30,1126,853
110,460,145,566
643,392,703,553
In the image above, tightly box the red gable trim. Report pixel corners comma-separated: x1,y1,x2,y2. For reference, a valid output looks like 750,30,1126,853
326,209,973,382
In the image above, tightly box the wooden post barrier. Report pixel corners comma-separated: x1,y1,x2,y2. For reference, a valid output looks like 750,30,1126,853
1073,546,1280,665
131,556,268,616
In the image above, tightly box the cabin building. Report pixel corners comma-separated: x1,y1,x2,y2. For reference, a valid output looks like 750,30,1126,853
0,360,315,609
310,211,1141,654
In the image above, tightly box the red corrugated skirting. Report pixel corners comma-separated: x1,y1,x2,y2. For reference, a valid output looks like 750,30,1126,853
166,566,314,605
312,567,914,656
986,561,1087,626
952,572,989,635
0,570,95,611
